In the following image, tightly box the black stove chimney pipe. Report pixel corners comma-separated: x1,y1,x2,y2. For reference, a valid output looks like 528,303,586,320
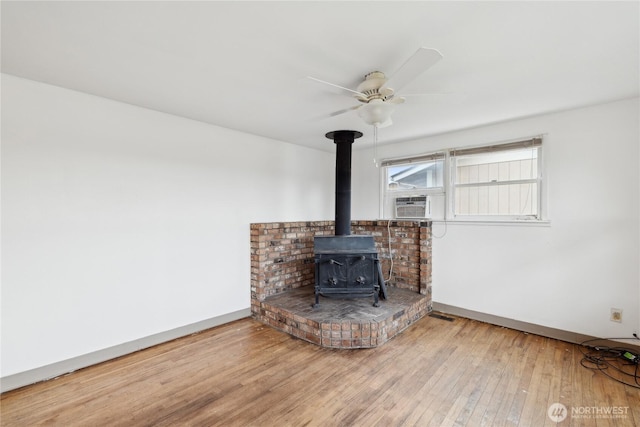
325,130,363,236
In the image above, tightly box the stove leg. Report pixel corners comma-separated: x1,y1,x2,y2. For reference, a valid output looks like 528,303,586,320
376,261,388,300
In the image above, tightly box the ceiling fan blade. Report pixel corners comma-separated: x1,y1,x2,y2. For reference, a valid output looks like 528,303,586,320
401,91,452,96
309,104,361,122
307,76,367,98
328,104,361,117
388,97,406,105
400,92,460,105
382,47,443,92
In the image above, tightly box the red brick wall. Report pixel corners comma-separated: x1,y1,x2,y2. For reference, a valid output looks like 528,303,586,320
351,221,431,294
250,220,432,317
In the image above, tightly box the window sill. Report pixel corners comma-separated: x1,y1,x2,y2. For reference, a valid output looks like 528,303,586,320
430,218,551,227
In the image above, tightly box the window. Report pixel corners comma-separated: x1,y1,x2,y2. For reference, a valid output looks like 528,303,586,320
383,153,445,192
379,137,544,222
450,138,542,220
380,153,445,220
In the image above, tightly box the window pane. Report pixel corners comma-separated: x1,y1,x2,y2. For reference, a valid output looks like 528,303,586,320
456,148,538,184
387,159,444,191
453,144,540,219
455,182,538,216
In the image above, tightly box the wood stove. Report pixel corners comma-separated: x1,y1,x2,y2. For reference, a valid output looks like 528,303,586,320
314,235,382,307
313,130,387,307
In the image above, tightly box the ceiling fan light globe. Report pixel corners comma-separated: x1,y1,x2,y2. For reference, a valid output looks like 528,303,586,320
378,117,393,128
358,99,397,127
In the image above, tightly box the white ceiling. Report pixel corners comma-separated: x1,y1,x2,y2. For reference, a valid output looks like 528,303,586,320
2,1,639,152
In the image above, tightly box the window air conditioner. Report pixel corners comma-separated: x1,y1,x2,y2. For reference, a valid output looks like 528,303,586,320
395,196,431,219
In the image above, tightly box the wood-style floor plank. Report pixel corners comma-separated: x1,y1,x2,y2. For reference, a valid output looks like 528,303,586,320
2,315,639,426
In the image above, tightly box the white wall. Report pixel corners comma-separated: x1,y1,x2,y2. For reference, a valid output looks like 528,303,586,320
1,74,334,380
353,98,640,339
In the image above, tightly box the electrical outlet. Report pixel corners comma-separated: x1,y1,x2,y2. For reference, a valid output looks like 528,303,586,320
610,308,623,323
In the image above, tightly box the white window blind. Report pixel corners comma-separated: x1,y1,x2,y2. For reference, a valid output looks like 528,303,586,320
381,152,445,167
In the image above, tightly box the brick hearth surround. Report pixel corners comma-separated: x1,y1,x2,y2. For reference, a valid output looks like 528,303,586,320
250,220,432,348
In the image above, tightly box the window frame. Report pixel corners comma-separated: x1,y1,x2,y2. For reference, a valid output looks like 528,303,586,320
379,152,446,220
379,137,546,223
449,138,543,221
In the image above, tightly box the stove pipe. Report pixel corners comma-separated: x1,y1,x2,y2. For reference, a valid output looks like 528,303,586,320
325,130,363,236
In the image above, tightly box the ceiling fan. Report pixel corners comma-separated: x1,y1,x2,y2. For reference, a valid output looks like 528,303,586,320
309,47,443,128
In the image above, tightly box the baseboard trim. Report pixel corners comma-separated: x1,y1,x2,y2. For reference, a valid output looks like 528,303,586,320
1,308,251,393
433,302,640,352
5,305,637,393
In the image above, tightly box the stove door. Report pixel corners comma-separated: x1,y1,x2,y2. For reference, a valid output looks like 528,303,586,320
348,255,376,289
316,254,377,290
317,255,348,289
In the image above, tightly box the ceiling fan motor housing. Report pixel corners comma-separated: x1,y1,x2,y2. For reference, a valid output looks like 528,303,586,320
356,71,394,102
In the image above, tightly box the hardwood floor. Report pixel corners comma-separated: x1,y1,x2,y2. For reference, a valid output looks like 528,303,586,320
2,314,639,426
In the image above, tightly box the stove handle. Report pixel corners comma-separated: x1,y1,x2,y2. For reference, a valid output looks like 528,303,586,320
352,255,367,265
316,258,344,266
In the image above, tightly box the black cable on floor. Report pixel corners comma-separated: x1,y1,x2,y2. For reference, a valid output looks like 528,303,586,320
578,335,640,389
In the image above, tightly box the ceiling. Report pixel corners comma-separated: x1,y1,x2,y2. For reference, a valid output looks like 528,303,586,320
2,1,639,152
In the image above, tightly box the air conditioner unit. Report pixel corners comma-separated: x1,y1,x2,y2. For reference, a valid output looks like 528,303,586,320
395,196,431,219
